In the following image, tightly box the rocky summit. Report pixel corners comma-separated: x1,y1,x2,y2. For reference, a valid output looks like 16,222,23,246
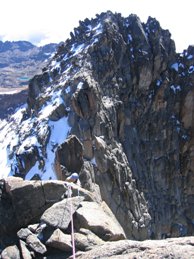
1,10,194,258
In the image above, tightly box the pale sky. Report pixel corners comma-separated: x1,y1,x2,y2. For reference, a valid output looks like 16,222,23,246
0,0,193,52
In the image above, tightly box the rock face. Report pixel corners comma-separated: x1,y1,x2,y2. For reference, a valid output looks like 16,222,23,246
1,10,194,245
0,89,28,119
75,201,126,241
55,135,84,179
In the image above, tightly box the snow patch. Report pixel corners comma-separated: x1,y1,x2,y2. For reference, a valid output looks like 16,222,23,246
102,96,114,108
86,25,92,31
156,80,162,87
41,117,71,179
91,38,99,45
0,120,18,178
187,54,193,60
179,63,184,69
188,66,194,74
77,82,84,90
170,85,181,93
171,63,179,72
17,136,38,154
71,43,85,56
182,134,189,140
39,103,55,120
128,34,133,43
65,86,71,94
92,23,102,35
0,90,20,95
25,162,40,180
91,157,96,165
39,91,63,120
51,60,61,71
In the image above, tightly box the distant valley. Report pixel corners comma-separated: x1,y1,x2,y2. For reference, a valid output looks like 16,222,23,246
0,40,59,118
0,40,58,89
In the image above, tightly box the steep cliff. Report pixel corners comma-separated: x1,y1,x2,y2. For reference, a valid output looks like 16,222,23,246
1,11,194,242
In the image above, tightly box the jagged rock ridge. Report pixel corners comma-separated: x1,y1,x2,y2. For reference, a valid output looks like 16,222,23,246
1,10,194,245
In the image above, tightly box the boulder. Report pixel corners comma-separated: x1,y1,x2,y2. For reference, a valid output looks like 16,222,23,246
74,228,104,251
19,240,32,259
26,234,47,255
75,201,126,241
46,228,72,252
68,182,102,203
1,245,20,259
3,177,67,228
27,223,39,233
41,180,66,203
56,135,84,176
15,145,39,176
17,228,32,240
3,177,46,229
41,196,84,230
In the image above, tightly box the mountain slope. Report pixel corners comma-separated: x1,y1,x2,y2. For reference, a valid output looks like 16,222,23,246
1,11,194,240
0,41,58,119
0,40,58,88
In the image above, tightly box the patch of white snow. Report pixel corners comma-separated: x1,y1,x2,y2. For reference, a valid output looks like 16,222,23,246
77,82,84,90
41,117,71,179
128,34,133,43
188,66,194,74
171,63,179,72
17,136,38,155
102,96,114,108
187,54,193,60
170,85,181,93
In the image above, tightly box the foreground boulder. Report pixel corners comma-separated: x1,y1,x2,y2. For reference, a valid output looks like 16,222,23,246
41,196,84,230
75,201,126,241
0,177,126,258
45,229,72,252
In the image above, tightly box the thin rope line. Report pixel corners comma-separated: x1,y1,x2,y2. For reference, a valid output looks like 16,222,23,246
68,184,76,259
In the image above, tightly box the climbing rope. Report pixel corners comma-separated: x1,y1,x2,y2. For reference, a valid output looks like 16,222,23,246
67,184,76,259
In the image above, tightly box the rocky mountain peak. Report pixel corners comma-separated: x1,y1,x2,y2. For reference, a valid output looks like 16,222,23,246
0,40,34,52
1,10,194,248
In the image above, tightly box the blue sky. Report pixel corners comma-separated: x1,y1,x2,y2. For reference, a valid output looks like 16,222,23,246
0,0,193,52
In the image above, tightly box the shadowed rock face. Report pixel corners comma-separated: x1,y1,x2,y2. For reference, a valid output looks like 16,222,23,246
1,11,194,242
56,135,84,179
0,89,28,119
